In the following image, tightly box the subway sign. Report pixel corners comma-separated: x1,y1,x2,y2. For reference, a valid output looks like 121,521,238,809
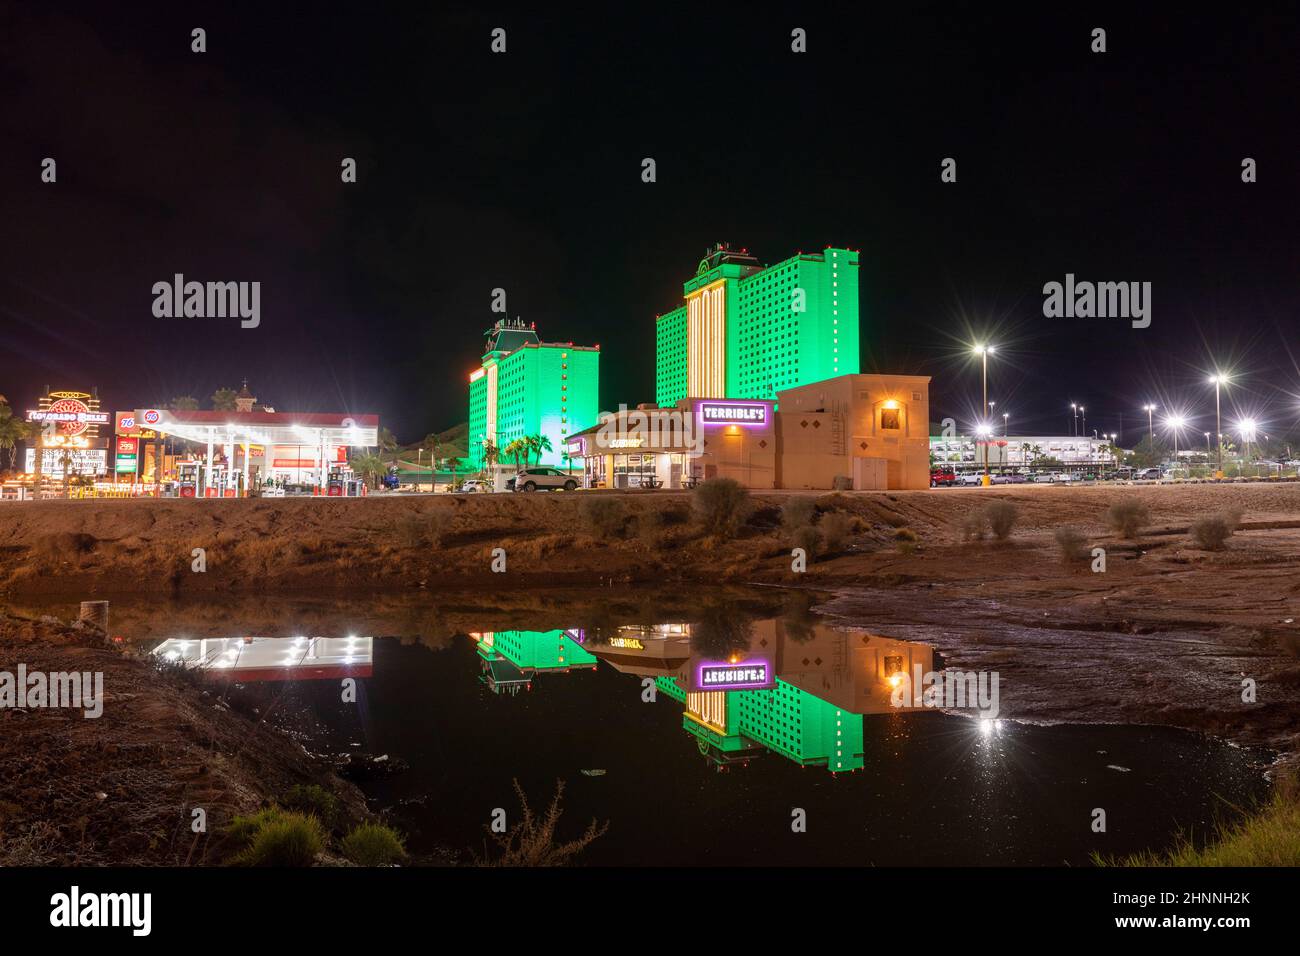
698,401,768,427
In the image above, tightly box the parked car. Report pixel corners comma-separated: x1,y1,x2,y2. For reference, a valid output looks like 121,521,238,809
930,467,957,487
1135,467,1162,480
458,478,491,493
991,472,1027,484
1032,472,1055,483
956,472,984,486
507,468,580,492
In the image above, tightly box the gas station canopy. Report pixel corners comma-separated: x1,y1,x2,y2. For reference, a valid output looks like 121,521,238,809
132,409,379,447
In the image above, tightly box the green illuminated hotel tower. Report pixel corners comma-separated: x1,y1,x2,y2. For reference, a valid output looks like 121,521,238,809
468,319,600,469
655,243,860,407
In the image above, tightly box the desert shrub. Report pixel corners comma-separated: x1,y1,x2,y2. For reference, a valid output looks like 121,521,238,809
692,478,749,538
227,808,324,867
635,510,667,546
396,511,451,548
1106,498,1150,538
475,779,608,867
820,512,855,551
780,496,817,530
960,512,987,542
1191,509,1242,550
791,524,822,559
985,501,1019,541
33,532,97,560
341,822,406,866
280,785,341,828
579,496,627,539
1054,527,1089,562
893,527,919,555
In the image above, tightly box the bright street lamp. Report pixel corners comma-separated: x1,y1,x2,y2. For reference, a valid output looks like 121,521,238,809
1143,404,1157,445
1165,415,1187,464
973,344,996,481
1208,372,1230,477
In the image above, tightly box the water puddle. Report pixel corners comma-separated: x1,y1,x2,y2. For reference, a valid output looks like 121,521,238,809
11,591,1273,865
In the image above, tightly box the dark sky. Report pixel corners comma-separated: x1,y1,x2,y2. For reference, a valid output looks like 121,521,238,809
2,2,1298,445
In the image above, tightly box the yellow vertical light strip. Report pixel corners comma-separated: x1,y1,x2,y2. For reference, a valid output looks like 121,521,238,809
485,363,498,446
687,280,727,398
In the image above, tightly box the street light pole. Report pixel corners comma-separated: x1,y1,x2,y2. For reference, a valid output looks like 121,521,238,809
1209,373,1228,477
974,345,995,483
1144,404,1156,446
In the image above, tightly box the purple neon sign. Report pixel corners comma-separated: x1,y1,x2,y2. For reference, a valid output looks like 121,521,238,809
698,401,768,427
694,659,774,691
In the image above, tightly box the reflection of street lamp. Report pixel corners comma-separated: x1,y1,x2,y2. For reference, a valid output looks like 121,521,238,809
1208,372,1230,476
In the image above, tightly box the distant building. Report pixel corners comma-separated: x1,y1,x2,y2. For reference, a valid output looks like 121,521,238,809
467,318,599,469
930,434,1125,471
655,243,860,407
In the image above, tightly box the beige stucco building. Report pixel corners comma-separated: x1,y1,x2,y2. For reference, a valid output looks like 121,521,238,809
566,373,931,492
776,373,931,490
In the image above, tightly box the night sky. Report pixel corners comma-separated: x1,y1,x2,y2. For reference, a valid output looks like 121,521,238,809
2,3,1298,445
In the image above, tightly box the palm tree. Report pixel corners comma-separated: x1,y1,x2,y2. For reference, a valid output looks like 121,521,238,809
528,433,552,466
482,440,499,478
0,401,33,472
210,388,238,411
503,438,527,473
350,452,386,489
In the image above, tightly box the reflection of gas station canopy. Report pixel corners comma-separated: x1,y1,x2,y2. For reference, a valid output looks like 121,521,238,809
133,408,379,447
150,636,373,682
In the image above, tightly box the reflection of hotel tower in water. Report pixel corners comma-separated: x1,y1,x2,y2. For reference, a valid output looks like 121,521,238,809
592,620,934,773
468,629,596,695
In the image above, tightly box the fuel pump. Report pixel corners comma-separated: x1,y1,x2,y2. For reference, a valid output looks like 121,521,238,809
178,461,201,498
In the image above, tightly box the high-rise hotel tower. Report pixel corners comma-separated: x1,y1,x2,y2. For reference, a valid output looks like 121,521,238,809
468,318,599,469
654,243,860,407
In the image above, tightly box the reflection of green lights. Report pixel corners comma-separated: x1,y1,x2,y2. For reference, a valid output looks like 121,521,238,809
667,676,865,773
477,630,596,671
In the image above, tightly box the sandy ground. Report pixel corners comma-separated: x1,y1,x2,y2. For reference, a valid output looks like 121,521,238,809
1,483,1297,595
0,613,369,865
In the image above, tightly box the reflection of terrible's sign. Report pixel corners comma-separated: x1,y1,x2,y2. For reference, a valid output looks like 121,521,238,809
692,659,774,692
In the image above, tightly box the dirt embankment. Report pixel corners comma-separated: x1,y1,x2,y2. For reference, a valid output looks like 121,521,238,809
0,613,369,866
2,483,1296,596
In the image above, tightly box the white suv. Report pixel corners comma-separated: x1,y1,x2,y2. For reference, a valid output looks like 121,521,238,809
509,468,579,492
